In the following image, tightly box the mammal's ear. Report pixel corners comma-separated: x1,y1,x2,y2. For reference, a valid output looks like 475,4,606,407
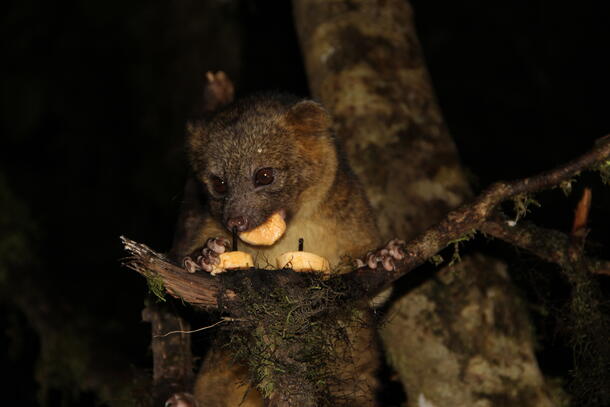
284,100,332,135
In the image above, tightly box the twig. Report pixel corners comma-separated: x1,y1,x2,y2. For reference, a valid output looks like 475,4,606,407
154,317,241,338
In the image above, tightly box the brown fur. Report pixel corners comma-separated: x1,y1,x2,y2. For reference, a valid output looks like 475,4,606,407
177,94,381,406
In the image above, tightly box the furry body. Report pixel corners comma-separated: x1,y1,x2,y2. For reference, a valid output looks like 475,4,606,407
172,94,381,406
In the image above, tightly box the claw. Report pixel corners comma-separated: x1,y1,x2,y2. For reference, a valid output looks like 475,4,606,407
382,256,395,271
367,252,378,269
183,257,201,273
360,239,405,271
194,238,228,273
207,237,228,254
197,254,214,273
389,246,404,260
201,248,220,265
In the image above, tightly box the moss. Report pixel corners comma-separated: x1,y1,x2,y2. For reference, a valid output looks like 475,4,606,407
144,272,166,302
217,269,364,406
512,194,541,222
560,263,610,406
558,179,574,196
597,159,610,185
429,254,444,267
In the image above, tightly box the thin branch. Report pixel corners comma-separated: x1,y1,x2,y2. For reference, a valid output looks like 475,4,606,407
480,213,570,266
480,212,610,275
154,317,241,338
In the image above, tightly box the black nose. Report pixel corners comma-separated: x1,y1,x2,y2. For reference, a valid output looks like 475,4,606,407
227,216,248,232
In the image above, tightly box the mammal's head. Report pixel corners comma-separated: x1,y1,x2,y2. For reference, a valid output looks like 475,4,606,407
187,94,338,233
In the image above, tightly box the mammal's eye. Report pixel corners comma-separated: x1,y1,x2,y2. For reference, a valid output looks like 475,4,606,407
254,168,274,187
211,176,227,194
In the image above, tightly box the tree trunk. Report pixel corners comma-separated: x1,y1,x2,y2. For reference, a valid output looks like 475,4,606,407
293,0,554,405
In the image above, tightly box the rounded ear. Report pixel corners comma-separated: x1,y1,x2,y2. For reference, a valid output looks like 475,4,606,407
284,100,332,134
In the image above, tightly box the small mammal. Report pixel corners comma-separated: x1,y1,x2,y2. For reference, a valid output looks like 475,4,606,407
170,93,383,406
176,93,380,271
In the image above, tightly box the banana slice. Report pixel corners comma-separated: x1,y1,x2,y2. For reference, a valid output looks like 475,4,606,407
239,212,286,246
276,251,330,273
211,251,254,275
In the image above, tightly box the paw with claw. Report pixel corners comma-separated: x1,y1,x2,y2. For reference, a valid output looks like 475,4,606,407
356,239,406,271
183,237,230,274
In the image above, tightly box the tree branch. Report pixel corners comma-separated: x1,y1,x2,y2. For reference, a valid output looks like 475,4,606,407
122,135,610,306
345,134,610,292
480,212,610,276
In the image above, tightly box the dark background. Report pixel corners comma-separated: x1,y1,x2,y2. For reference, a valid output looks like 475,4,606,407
1,1,609,405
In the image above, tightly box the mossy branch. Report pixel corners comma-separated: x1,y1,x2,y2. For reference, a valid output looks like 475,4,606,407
122,134,610,306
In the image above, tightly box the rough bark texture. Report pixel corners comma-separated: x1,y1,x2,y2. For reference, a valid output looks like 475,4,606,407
292,0,470,239
293,1,553,405
381,255,551,407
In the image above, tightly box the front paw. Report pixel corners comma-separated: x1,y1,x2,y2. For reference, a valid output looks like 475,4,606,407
357,239,406,271
183,237,230,274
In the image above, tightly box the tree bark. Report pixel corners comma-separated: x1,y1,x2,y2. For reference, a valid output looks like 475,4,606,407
293,1,554,405
142,301,194,406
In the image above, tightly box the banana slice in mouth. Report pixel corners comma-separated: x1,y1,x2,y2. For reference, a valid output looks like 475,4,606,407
239,212,286,246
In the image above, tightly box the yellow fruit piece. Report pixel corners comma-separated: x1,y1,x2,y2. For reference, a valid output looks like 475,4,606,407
211,251,254,275
239,212,286,246
276,251,331,273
